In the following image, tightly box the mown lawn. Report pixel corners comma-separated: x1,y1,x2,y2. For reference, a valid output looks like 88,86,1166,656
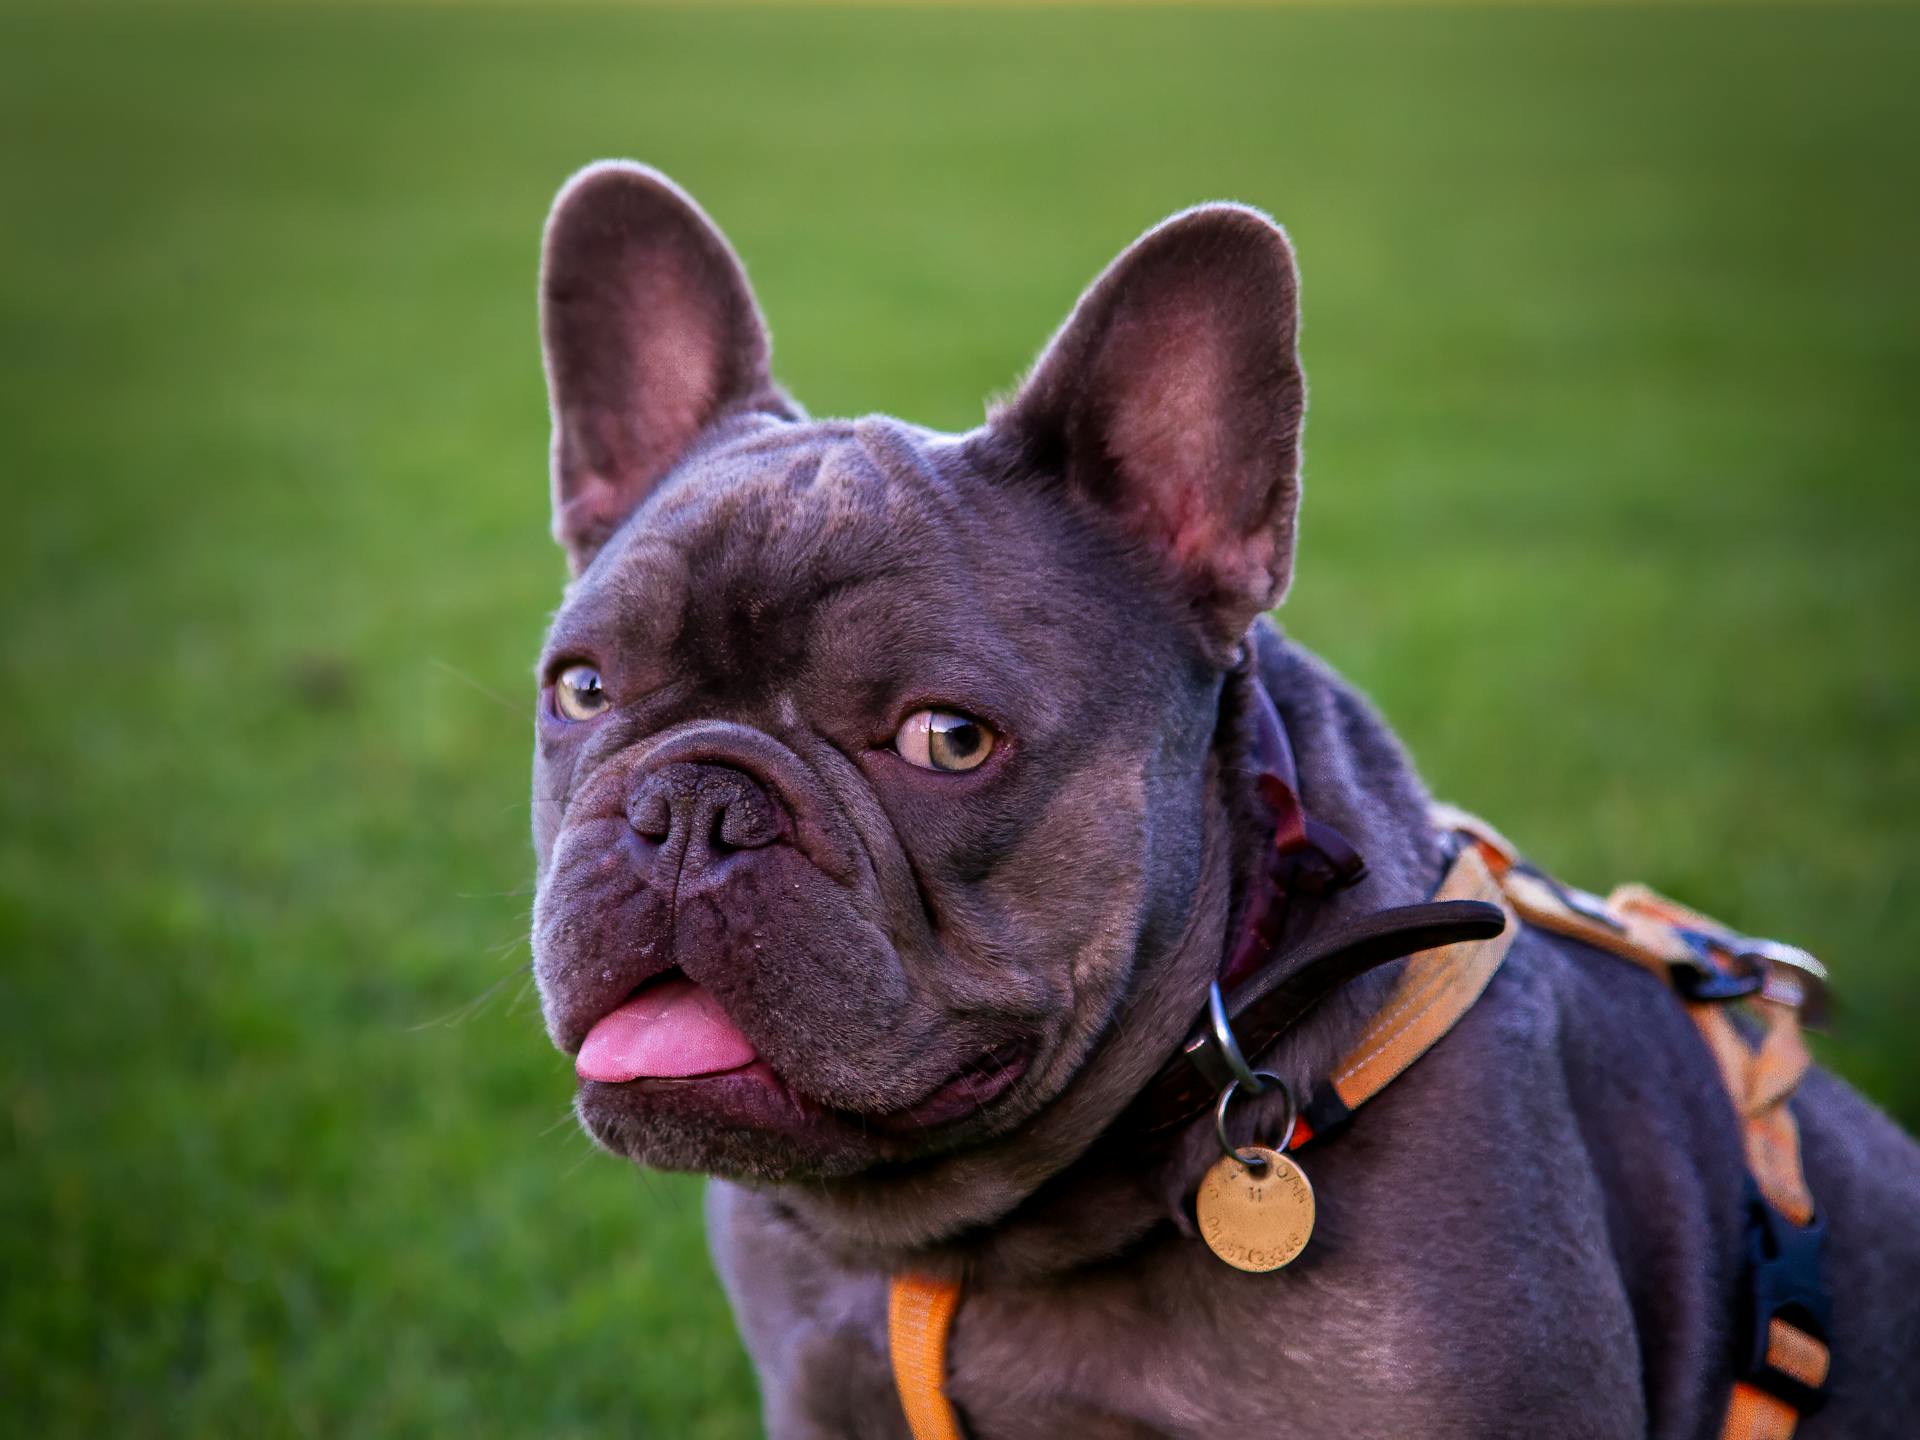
2,2,1915,1434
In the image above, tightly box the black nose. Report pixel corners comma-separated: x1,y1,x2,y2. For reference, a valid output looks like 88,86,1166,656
626,761,783,877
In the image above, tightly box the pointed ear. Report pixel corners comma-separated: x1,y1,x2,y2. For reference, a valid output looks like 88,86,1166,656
540,162,792,572
995,204,1305,652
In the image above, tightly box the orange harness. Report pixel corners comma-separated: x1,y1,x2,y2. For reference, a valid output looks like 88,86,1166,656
890,807,1832,1440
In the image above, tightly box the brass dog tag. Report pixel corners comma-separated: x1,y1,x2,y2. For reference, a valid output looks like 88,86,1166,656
1197,1145,1316,1272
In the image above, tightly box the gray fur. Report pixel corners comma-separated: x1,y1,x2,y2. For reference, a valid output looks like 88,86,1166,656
527,162,1920,1437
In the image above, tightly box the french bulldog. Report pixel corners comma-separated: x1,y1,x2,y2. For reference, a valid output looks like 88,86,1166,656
526,162,1920,1438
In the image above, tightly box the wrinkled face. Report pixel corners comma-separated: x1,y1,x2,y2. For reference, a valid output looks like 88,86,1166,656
529,164,1307,1185
535,422,1208,1177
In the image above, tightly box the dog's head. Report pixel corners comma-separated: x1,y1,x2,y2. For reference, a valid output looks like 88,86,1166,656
530,163,1305,1196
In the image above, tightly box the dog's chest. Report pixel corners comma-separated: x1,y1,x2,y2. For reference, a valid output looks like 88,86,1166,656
943,1245,1274,1437
753,1220,1514,1439
938,1236,1454,1438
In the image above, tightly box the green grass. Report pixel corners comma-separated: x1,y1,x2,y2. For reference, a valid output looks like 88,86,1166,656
2,1,1916,1433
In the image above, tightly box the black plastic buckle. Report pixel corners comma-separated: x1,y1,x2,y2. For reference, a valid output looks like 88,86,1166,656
1740,1183,1831,1414
1670,929,1764,1004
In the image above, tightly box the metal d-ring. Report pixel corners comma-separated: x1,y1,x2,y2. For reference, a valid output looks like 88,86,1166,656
1207,981,1267,1094
1213,1069,1298,1171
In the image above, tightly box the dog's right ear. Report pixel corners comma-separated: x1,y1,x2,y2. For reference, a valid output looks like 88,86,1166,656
540,162,791,573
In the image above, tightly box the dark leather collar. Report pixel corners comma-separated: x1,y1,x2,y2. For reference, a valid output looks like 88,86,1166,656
1120,636,1508,1137
1123,896,1507,1135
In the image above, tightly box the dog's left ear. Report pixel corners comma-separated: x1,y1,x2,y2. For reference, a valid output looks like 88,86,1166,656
994,204,1305,654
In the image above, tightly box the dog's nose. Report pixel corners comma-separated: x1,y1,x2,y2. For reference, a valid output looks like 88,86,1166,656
627,761,783,875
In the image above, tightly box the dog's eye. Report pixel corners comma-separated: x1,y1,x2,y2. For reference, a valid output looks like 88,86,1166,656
553,664,609,722
895,709,995,773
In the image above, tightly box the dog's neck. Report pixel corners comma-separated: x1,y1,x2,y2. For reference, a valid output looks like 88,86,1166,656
766,622,1448,1283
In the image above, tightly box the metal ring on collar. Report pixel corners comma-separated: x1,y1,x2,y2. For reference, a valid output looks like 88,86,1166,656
1207,981,1267,1094
1213,1070,1297,1170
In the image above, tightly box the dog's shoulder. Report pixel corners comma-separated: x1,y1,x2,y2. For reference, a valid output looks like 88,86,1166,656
1469,921,1756,1195
1311,925,1752,1436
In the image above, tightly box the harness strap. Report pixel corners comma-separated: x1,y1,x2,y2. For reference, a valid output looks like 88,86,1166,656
1441,810,1832,1438
888,1272,965,1440
1611,884,1819,1226
1325,845,1514,1116
1723,1383,1801,1440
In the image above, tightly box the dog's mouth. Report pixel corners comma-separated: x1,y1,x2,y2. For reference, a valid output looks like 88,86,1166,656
572,968,1031,1155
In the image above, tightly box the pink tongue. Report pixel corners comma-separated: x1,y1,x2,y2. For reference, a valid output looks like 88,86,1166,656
576,976,759,1082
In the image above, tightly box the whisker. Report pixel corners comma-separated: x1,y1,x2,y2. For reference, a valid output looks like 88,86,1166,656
505,972,540,1016
454,883,536,900
407,954,532,1031
633,1167,669,1209
485,927,534,960
430,657,523,715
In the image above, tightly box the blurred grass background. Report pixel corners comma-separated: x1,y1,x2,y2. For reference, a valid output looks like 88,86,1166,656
2,1,1916,1434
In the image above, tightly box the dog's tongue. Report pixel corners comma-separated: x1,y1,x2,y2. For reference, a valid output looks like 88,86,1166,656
576,975,758,1082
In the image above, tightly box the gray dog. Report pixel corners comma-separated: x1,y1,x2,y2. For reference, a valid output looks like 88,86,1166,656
526,162,1920,1438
